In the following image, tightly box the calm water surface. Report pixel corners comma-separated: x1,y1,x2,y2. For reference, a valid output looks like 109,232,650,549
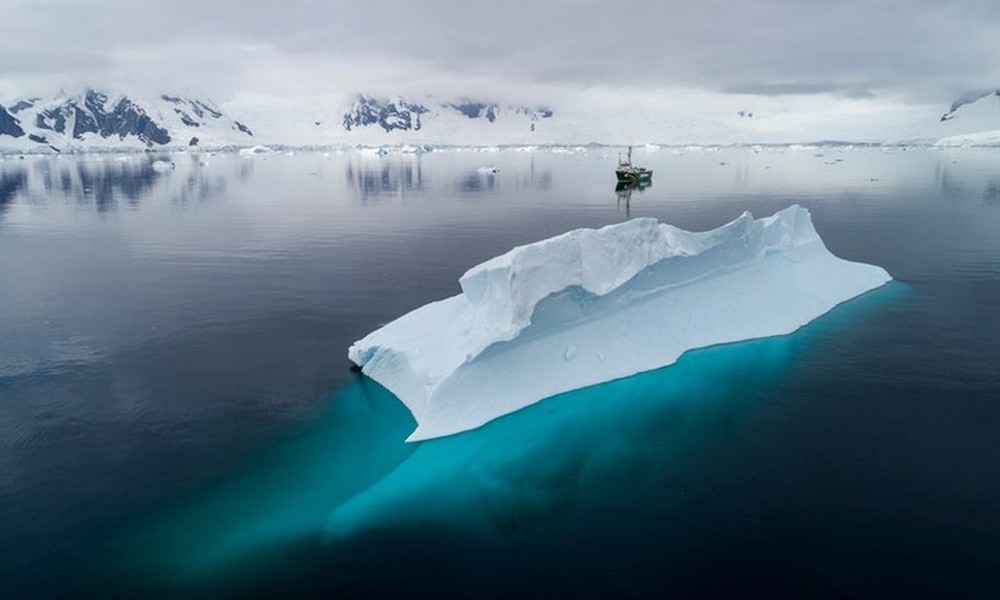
1,147,999,598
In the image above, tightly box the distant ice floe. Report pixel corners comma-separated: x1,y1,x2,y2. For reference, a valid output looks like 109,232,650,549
933,130,1000,148
5,141,976,159
349,205,892,442
353,144,436,156
238,145,275,156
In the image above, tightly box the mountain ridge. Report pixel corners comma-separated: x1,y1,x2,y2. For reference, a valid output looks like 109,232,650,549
3,87,1000,150
0,89,254,151
340,94,553,134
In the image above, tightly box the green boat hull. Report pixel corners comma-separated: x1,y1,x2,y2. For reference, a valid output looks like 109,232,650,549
616,169,653,184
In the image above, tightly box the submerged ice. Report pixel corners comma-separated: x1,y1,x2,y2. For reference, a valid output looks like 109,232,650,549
348,205,892,441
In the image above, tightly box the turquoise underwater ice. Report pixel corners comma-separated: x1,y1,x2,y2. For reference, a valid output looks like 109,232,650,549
113,285,896,594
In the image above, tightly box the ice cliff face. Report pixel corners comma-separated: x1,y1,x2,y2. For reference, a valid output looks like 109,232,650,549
0,90,254,150
342,94,553,134
349,205,892,442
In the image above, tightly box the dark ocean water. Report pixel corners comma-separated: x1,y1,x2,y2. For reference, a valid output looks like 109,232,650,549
1,147,998,598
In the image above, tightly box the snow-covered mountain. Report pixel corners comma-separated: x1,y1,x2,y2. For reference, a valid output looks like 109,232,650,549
342,96,431,132
927,90,1000,146
0,90,254,151
331,94,741,146
0,90,561,150
4,86,1000,150
212,93,562,147
341,95,553,134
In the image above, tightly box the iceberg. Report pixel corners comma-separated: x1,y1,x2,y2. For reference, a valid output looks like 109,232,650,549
348,205,891,442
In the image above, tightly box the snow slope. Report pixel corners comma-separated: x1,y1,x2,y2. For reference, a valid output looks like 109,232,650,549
349,205,892,441
929,90,1000,146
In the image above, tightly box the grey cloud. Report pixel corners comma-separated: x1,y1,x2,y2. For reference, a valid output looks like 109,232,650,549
0,48,113,75
4,0,1000,104
723,82,878,99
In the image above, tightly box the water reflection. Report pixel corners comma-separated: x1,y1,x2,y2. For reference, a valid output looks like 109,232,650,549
0,154,232,213
981,179,1000,208
458,169,498,193
0,167,28,217
615,180,652,217
344,153,553,202
934,151,1000,207
513,155,552,192
345,156,425,201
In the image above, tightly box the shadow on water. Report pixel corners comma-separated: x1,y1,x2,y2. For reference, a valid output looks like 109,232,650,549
102,285,899,598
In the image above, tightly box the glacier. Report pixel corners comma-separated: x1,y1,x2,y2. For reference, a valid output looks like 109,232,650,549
348,205,892,442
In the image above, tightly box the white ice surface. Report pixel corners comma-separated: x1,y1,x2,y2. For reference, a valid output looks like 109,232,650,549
349,205,891,441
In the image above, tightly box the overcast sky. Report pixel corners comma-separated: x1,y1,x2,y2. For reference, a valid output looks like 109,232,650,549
3,0,1000,113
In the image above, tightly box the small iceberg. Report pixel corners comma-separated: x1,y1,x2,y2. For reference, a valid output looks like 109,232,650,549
348,205,891,442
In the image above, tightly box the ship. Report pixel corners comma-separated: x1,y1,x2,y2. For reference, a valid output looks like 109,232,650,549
615,146,652,184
